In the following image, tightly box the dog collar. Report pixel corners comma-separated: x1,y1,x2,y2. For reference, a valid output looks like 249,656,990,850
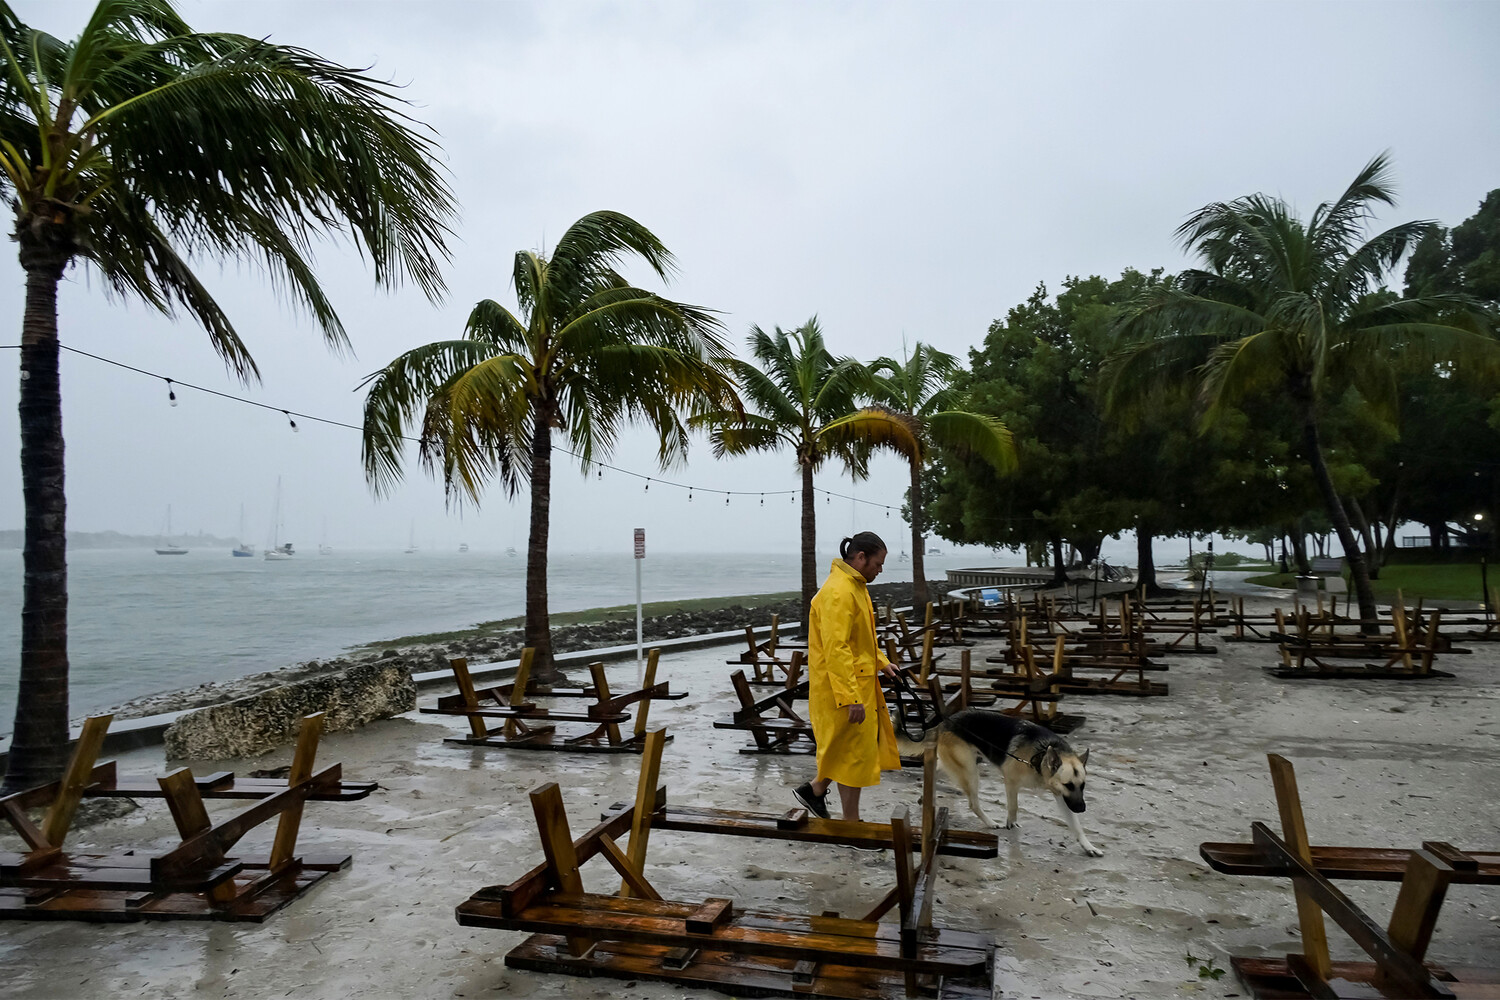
1006,749,1047,774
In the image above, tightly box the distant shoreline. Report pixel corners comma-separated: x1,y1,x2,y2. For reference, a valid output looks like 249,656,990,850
0,529,240,550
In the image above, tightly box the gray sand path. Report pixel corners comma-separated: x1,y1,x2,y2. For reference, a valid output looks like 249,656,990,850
2,595,1497,999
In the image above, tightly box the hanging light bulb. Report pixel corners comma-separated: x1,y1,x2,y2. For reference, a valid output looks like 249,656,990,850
644,478,650,493
759,494,764,506
688,489,693,502
724,495,730,506
597,466,603,480
166,378,178,407
284,410,298,433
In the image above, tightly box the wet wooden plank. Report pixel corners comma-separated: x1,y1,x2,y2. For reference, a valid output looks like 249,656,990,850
504,933,995,1000
459,892,992,976
1200,843,1500,884
610,802,997,858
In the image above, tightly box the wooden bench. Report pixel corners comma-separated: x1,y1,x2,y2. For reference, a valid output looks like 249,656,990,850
1268,605,1457,680
456,730,997,999
1199,754,1500,998
0,712,373,922
713,662,815,755
423,649,678,753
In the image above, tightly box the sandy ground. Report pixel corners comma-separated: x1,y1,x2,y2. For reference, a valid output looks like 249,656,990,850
2,593,1498,1000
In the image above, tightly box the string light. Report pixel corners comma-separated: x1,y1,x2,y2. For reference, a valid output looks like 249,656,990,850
15,343,917,514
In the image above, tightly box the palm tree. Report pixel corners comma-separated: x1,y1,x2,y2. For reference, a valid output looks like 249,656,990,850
360,211,736,683
695,319,922,619
870,343,1016,607
1111,154,1497,625
0,0,454,792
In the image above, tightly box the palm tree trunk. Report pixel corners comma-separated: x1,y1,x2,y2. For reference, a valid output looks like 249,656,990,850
1293,387,1378,628
524,402,561,686
4,249,72,794
909,459,927,608
1135,522,1158,593
1347,496,1379,580
1289,531,1310,575
800,460,817,624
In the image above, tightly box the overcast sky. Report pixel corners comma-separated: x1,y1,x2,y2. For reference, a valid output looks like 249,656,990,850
1,0,1497,555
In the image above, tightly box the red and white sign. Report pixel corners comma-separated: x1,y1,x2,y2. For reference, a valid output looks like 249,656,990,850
633,528,646,559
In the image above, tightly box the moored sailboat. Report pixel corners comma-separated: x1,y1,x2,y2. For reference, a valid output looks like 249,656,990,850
155,505,187,555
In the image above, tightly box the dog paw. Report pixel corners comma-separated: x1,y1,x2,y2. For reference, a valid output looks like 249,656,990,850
999,820,1019,830
1081,843,1104,857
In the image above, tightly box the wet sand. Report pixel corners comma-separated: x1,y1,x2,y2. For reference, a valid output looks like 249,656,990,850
3,593,1498,999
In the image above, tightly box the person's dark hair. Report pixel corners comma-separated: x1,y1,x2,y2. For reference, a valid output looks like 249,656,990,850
840,531,887,561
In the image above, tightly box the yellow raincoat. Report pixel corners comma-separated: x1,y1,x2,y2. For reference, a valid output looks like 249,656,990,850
809,558,901,788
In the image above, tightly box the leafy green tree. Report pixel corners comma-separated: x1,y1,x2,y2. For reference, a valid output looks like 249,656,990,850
1113,154,1498,624
361,212,736,683
869,343,1014,607
1405,189,1500,304
0,0,455,791
930,271,1203,589
694,319,920,618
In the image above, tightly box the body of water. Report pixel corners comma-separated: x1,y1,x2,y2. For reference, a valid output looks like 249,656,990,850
0,547,970,732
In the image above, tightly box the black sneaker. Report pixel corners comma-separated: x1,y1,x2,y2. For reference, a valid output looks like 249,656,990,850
792,782,830,820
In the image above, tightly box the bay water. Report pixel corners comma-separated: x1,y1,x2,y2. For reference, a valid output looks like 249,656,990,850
0,547,960,733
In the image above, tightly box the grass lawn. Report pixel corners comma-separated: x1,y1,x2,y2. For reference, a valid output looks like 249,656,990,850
1244,563,1492,603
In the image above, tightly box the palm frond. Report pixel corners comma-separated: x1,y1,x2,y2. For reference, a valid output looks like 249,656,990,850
926,409,1016,473
359,339,509,495
817,406,923,464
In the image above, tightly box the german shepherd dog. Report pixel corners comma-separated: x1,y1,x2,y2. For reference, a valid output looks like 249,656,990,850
903,709,1103,857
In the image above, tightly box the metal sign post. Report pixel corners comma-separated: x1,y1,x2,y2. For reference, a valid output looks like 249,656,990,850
634,528,646,668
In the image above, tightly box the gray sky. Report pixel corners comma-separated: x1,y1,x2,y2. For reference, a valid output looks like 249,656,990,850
1,0,1497,555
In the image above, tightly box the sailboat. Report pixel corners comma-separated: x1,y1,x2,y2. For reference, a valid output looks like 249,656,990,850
458,542,469,553
232,503,255,557
155,505,188,555
404,520,418,554
318,518,333,556
264,478,295,560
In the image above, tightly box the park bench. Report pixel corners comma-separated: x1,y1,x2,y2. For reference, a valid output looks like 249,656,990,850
422,649,681,753
455,730,997,999
0,712,373,922
1198,754,1498,999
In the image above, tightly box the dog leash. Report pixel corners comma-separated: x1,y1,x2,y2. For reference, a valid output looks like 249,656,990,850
883,670,944,742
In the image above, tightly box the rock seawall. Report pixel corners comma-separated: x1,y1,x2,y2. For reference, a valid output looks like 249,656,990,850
163,660,415,760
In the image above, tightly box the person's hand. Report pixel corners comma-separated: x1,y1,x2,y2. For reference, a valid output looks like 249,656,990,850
846,703,866,724
880,663,898,678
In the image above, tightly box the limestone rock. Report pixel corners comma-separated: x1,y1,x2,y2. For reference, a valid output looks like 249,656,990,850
163,659,415,760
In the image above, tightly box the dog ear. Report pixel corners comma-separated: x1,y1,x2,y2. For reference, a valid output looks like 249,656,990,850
1044,746,1062,773
1080,748,1090,768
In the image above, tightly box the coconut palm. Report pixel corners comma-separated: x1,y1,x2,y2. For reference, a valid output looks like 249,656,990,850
1110,154,1498,625
0,0,454,792
361,211,736,683
869,343,1016,607
694,319,922,619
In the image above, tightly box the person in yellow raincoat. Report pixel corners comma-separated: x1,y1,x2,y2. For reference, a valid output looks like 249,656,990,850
792,532,900,823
